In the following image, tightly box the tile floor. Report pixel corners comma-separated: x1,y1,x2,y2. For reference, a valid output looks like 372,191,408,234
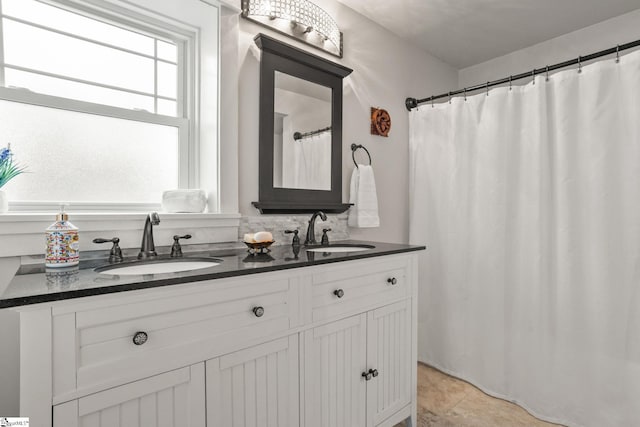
395,364,564,427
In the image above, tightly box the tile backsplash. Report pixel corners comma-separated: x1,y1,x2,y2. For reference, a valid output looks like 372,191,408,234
240,213,349,245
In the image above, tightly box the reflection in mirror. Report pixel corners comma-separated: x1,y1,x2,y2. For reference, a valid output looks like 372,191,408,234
273,71,332,191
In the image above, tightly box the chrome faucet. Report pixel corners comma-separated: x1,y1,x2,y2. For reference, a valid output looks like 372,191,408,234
304,211,327,245
138,212,160,259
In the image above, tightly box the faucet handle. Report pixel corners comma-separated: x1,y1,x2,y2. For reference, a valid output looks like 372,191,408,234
321,228,332,246
93,237,123,263
284,229,300,246
93,237,118,244
171,234,192,258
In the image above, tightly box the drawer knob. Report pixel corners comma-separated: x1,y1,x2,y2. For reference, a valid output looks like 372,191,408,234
333,289,345,298
387,277,398,285
253,306,265,317
369,368,379,378
362,371,372,381
132,331,148,346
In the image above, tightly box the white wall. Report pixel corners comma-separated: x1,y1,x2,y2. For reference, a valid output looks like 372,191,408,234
225,1,458,244
459,8,640,88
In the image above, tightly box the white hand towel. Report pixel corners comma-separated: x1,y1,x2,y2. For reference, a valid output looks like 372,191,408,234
348,164,380,228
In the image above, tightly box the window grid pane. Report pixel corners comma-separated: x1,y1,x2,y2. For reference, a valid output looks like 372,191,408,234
4,68,156,112
3,18,156,93
157,40,177,62
0,99,180,204
2,0,155,56
0,0,179,116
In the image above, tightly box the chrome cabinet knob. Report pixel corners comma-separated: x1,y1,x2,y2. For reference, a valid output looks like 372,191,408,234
334,289,345,298
253,306,265,317
387,277,398,285
132,331,148,346
369,368,379,377
362,371,372,381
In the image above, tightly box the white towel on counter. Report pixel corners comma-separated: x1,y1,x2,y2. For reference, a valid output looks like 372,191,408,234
348,164,380,228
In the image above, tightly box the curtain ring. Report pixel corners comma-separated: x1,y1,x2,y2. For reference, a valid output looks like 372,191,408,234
578,55,582,73
448,91,452,104
463,88,467,101
616,45,620,63
509,75,512,91
531,69,535,85
431,96,434,108
545,65,550,81
486,81,489,96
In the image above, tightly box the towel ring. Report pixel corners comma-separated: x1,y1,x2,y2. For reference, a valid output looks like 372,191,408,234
351,143,372,168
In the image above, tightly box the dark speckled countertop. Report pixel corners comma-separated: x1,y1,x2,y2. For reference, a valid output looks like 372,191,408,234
0,240,425,309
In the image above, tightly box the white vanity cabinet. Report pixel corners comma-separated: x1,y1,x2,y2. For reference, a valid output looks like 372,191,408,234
302,300,412,427
206,335,300,427
53,364,206,427
18,252,418,427
302,313,368,427
366,300,413,426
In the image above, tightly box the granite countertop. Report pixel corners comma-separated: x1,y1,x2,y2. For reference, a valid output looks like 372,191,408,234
0,240,425,309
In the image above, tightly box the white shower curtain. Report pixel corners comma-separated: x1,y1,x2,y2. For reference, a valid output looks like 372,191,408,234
291,131,332,190
409,49,640,427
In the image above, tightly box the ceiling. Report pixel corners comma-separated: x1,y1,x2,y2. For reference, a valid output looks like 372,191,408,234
334,0,640,68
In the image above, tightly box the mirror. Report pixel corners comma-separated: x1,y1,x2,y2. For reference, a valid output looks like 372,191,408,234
252,34,353,214
273,72,332,191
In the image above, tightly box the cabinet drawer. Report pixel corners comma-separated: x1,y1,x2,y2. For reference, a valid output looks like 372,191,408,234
310,257,408,323
53,276,296,397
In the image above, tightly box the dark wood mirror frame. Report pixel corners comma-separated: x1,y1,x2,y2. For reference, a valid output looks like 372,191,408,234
251,33,353,214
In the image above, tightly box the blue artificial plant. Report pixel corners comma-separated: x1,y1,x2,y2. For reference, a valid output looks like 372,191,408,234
0,144,27,189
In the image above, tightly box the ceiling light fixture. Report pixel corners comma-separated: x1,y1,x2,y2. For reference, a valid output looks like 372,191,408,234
241,0,343,58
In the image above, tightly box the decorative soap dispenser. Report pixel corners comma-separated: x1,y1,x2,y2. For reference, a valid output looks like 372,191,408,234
46,205,80,268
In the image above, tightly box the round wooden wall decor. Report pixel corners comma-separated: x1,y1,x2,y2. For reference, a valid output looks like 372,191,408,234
371,107,391,137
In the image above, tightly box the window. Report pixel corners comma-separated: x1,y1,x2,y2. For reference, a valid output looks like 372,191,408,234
0,0,195,209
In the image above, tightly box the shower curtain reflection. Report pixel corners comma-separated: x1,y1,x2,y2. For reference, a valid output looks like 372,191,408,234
281,116,331,190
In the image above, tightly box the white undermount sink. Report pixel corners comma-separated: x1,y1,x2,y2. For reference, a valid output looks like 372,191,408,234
96,258,221,276
305,244,375,253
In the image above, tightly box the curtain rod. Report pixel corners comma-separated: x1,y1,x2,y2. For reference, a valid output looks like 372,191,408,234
293,126,331,140
405,38,640,111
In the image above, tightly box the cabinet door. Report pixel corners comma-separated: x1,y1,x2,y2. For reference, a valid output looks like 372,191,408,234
206,335,299,427
366,300,412,427
53,363,205,427
303,314,367,427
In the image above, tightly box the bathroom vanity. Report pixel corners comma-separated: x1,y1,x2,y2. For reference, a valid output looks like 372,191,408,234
1,241,424,427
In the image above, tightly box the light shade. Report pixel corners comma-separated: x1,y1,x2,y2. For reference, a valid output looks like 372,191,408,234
241,0,343,58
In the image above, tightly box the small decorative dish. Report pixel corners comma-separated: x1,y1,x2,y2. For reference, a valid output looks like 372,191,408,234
244,240,275,254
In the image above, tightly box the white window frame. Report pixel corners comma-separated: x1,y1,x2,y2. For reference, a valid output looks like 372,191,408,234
0,0,239,255
0,0,199,212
